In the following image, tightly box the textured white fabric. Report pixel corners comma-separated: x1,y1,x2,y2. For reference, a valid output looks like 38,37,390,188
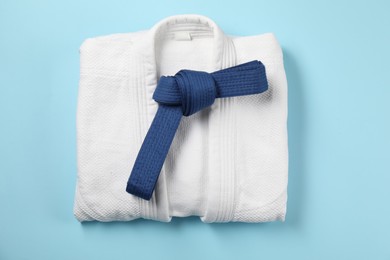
74,14,289,223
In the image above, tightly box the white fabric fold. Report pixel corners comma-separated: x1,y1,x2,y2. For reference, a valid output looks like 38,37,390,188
74,14,289,223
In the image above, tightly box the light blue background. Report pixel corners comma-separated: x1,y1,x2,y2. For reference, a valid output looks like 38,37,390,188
1,0,389,259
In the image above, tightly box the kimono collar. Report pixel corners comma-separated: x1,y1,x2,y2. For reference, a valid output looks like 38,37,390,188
136,14,237,122
142,14,237,77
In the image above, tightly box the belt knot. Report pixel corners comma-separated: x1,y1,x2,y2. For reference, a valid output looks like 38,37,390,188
153,70,216,116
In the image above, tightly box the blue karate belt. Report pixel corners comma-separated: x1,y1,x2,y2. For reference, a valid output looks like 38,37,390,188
126,60,268,200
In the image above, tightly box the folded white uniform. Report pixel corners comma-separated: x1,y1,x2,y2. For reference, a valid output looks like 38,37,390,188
74,14,289,223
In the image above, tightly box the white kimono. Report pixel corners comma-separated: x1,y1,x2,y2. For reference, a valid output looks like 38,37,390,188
74,14,289,223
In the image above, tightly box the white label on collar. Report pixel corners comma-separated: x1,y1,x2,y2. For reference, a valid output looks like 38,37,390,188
174,32,192,41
